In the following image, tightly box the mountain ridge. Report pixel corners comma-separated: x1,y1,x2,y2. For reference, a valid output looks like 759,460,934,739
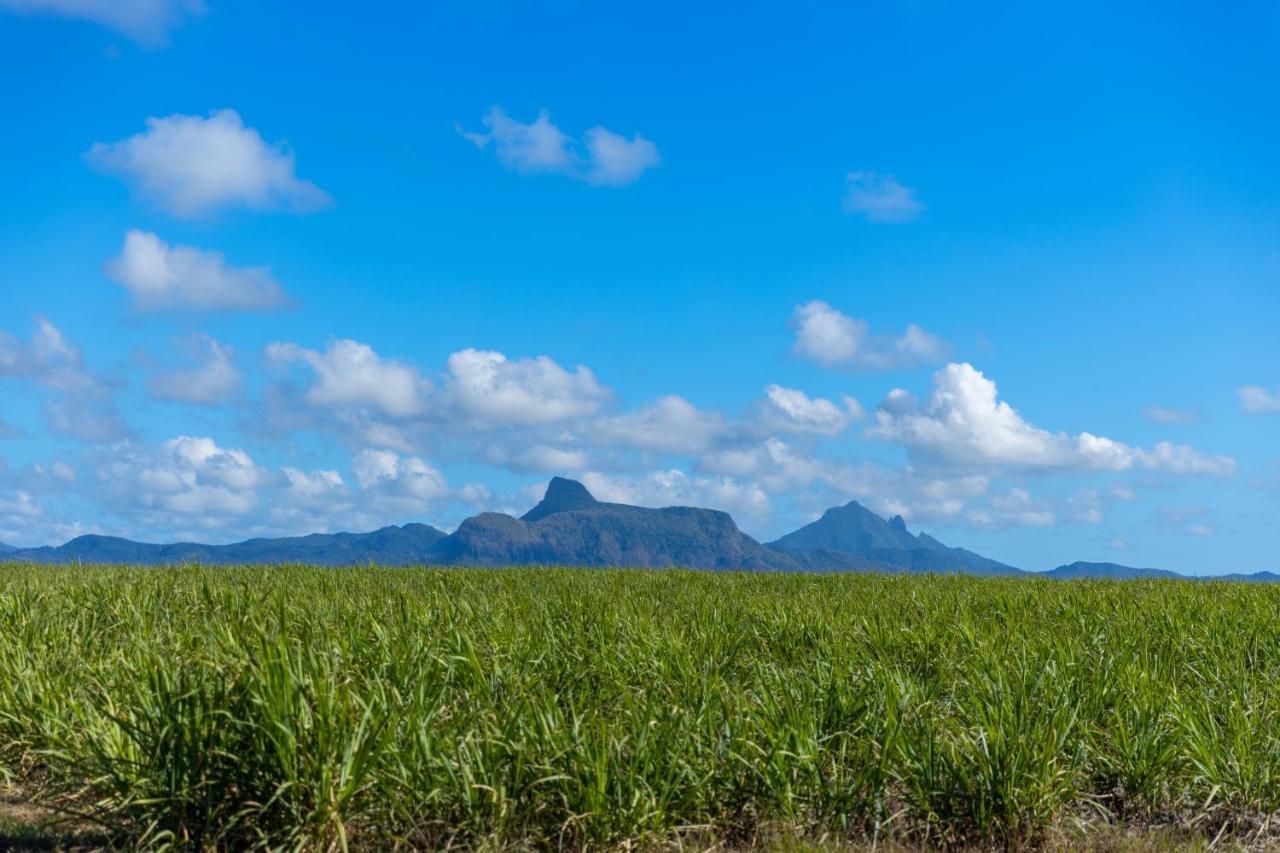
1,477,1268,580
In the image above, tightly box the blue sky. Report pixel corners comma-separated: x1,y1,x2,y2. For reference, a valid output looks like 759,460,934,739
0,0,1277,573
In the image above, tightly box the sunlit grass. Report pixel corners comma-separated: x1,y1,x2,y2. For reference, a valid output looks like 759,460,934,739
0,564,1276,849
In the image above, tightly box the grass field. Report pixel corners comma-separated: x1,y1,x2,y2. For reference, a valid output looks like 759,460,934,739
0,564,1278,850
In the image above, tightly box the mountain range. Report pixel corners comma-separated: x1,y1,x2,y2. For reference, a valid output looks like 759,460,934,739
0,476,1270,580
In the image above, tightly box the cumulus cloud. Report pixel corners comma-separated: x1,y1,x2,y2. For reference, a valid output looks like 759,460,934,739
753,384,863,435
1239,385,1280,414
592,395,726,455
0,317,128,442
791,300,947,370
267,339,431,418
262,340,611,456
81,434,455,538
0,0,205,45
701,438,824,493
445,348,610,427
461,107,660,187
105,230,288,312
583,126,662,186
868,362,1236,476
843,171,924,223
352,449,449,515
101,435,265,518
149,333,240,404
267,467,351,531
87,110,331,217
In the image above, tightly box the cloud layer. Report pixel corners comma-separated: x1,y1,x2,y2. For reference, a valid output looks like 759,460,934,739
0,311,1245,547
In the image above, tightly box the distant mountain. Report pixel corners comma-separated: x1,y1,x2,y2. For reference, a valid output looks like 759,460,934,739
768,501,1021,575
9,524,447,566
1041,561,1280,583
1043,561,1184,580
1211,571,1280,583
0,477,1270,581
520,477,600,522
431,477,795,570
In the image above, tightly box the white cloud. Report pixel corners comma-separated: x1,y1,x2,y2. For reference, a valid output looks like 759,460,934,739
149,334,240,404
967,488,1056,529
1109,483,1138,501
446,348,610,427
701,438,824,493
1142,405,1197,425
510,445,589,473
0,490,40,520
583,126,661,186
352,449,449,515
268,467,351,532
754,384,863,435
793,455,990,523
592,395,726,454
0,317,128,442
1066,489,1104,525
1239,386,1280,414
0,0,205,46
791,300,947,370
462,107,660,187
869,362,1236,475
268,339,431,418
105,435,265,517
87,110,331,217
461,108,575,174
843,171,924,223
580,469,771,524
281,467,346,504
105,230,288,312
83,436,377,537
1134,441,1236,476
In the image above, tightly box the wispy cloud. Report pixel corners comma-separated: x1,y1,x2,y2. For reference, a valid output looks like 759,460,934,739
0,0,206,46
148,334,241,405
1142,405,1198,424
461,107,660,187
1239,385,1280,414
843,171,923,222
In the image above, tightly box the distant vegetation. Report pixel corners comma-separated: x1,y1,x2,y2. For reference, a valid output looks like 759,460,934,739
1,564,1279,848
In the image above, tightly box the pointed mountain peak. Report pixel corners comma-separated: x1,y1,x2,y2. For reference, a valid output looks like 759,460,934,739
889,514,908,534
521,476,599,522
